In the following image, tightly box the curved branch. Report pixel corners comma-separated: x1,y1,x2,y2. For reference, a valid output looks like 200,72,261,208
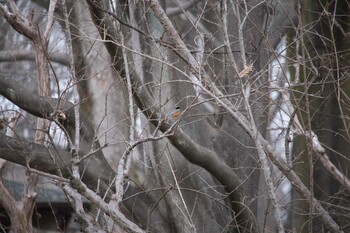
0,133,112,194
86,1,343,232
0,76,95,147
0,76,113,192
0,2,37,40
145,1,343,232
0,77,171,231
0,132,171,231
86,1,255,230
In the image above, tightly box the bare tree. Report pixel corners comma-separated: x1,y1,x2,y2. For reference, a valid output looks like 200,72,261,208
0,0,349,232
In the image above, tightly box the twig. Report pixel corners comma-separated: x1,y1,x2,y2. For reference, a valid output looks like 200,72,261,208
70,177,145,233
241,80,285,232
222,0,239,73
114,30,135,203
43,0,57,40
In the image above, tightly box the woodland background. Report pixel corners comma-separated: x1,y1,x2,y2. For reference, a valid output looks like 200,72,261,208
0,0,350,232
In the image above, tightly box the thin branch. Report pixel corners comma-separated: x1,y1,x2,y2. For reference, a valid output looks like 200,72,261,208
145,1,341,232
0,50,69,66
287,95,350,194
0,130,171,231
43,0,57,40
241,80,285,232
115,31,134,203
0,76,114,194
61,184,104,233
0,132,114,194
165,150,197,231
70,177,145,233
166,0,197,16
0,76,97,147
222,0,239,73
0,2,37,40
193,77,342,232
148,0,202,79
231,0,247,67
316,144,350,194
87,0,341,231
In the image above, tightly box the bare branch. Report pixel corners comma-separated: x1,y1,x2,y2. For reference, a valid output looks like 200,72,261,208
62,184,106,233
0,76,96,146
0,76,115,193
70,177,145,233
0,2,37,40
87,1,257,230
43,0,57,40
0,50,69,66
166,0,197,17
145,1,341,231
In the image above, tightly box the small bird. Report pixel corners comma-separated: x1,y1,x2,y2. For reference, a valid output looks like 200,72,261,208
170,106,181,119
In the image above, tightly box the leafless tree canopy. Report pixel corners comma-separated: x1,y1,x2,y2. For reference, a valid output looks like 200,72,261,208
0,0,350,232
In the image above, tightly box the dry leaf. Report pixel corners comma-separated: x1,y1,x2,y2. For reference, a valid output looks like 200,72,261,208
239,64,254,78
58,111,67,120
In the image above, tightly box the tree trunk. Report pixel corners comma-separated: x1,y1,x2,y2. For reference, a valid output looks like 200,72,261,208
291,0,350,231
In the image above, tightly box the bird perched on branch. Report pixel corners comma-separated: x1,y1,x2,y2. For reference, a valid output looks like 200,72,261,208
169,106,181,120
